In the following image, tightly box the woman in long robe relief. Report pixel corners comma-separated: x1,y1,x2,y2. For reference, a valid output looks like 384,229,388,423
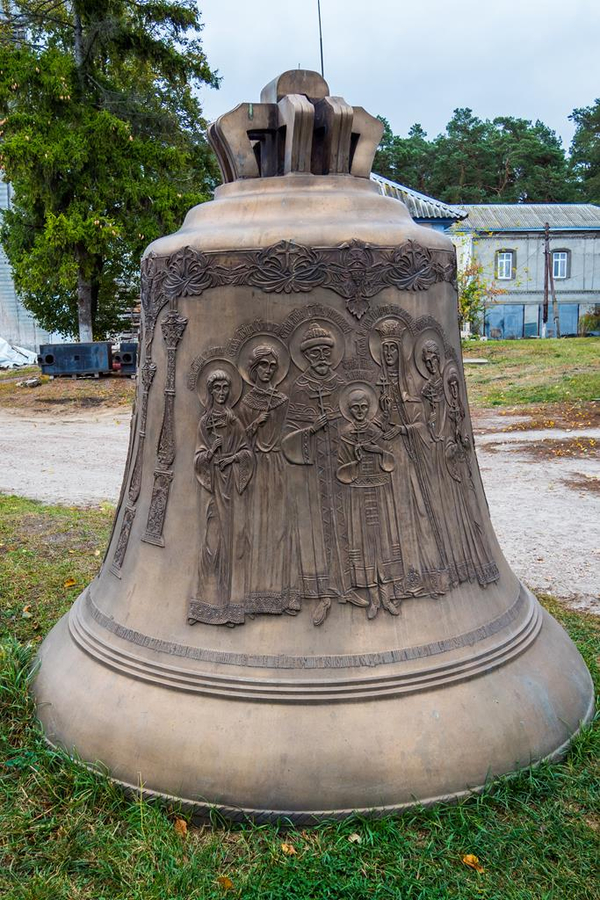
373,321,451,597
189,369,254,625
442,368,499,585
417,340,498,587
237,344,301,615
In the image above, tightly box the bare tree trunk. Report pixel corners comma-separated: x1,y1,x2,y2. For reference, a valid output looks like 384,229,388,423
77,268,94,342
72,4,84,71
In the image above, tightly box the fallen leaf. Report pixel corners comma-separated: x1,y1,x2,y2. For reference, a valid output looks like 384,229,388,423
21,605,33,619
281,842,297,855
173,817,187,837
63,578,77,588
94,549,100,557
348,833,362,844
216,875,234,891
462,853,484,873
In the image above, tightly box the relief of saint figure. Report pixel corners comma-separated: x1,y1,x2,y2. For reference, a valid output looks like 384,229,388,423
442,366,499,585
336,384,403,619
186,305,499,629
237,340,301,616
190,365,254,625
282,321,369,624
416,337,499,587
371,319,451,597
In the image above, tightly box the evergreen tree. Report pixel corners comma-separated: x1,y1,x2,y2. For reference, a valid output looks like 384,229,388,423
0,0,218,339
570,99,600,205
373,118,431,193
373,108,577,205
429,108,496,203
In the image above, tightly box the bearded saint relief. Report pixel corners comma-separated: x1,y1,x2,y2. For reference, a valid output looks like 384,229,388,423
281,321,369,625
190,366,253,626
237,341,301,616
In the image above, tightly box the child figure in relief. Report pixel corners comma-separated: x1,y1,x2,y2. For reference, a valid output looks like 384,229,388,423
336,384,404,619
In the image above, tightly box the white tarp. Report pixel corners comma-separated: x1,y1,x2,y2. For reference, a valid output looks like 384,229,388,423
0,336,38,368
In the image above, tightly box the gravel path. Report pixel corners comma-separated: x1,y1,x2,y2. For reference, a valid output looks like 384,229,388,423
0,407,132,506
1,406,598,613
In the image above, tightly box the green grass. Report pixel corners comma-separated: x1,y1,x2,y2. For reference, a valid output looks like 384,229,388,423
1,496,599,899
463,337,600,407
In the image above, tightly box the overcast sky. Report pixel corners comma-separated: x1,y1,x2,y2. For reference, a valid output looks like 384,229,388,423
197,0,600,151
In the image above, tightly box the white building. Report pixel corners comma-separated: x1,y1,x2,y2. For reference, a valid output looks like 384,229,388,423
0,176,66,352
450,204,600,338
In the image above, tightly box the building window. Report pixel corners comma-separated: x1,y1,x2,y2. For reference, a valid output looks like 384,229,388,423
552,250,569,279
496,250,515,280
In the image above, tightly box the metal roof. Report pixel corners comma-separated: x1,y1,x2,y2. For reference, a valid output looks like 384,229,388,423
459,204,600,231
370,173,467,221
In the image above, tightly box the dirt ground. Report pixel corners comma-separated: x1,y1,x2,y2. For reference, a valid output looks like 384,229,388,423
0,402,598,614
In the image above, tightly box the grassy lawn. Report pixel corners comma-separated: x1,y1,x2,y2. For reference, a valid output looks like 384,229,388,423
1,495,599,899
463,337,600,407
2,338,599,413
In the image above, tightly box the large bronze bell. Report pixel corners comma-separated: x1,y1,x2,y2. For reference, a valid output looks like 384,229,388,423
33,71,593,822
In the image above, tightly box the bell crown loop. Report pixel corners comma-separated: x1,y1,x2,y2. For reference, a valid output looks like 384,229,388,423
208,69,384,183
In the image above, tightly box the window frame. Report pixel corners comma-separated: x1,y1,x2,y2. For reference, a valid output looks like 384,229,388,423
496,249,515,281
552,249,570,280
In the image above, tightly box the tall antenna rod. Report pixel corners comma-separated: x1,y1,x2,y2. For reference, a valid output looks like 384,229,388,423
317,0,324,77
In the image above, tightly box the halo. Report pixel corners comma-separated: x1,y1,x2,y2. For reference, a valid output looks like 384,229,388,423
413,328,446,381
196,358,243,409
443,364,462,406
368,316,410,367
289,318,345,372
339,381,379,422
236,334,290,386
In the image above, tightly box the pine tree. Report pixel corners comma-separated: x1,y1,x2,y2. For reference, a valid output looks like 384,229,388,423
570,100,600,205
373,108,577,205
0,0,218,339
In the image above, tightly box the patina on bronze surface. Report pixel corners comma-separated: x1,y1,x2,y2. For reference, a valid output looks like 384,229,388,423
33,70,594,823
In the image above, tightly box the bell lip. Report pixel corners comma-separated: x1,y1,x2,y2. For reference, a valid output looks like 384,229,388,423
32,600,595,819
41,689,596,824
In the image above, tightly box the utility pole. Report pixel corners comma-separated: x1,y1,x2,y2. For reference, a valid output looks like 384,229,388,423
543,222,560,338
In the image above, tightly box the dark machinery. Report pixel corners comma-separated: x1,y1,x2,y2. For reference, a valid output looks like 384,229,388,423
38,341,138,377
38,342,113,377
112,341,138,375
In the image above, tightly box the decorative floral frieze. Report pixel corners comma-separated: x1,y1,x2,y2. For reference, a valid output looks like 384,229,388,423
141,238,457,323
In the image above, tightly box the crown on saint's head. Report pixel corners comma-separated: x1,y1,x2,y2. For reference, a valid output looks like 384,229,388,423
300,323,335,351
376,320,404,340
